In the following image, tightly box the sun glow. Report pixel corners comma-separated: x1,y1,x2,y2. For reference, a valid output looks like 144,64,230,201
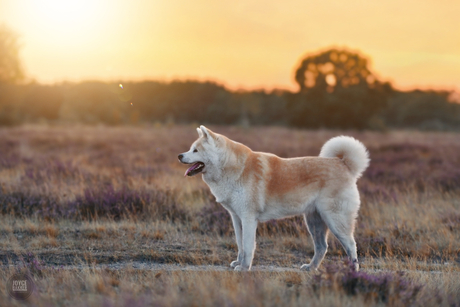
26,0,108,47
36,0,95,24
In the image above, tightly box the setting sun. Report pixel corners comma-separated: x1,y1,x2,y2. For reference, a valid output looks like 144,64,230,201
23,0,108,47
33,0,96,24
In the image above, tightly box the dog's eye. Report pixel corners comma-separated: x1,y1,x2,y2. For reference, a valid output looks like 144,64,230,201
193,149,198,153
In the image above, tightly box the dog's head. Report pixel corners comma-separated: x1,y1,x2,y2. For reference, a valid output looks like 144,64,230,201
178,125,225,177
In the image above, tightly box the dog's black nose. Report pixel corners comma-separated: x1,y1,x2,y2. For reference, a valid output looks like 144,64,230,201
178,154,183,161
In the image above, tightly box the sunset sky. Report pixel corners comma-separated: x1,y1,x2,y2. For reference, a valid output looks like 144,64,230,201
0,0,459,92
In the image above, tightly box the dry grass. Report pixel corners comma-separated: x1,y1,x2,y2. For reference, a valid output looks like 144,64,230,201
0,124,459,306
0,264,459,307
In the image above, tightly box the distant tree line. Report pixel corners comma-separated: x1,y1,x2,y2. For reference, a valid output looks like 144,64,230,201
0,80,289,126
1,78,458,130
0,28,459,130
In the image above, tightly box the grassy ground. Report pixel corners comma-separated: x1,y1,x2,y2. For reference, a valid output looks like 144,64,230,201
0,124,459,306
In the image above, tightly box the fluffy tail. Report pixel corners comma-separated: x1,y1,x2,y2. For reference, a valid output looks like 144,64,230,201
319,136,370,179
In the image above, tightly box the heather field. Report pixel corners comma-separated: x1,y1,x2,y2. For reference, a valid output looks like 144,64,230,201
0,124,460,306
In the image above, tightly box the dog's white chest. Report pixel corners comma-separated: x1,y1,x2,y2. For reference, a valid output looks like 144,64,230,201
202,175,231,203
202,176,246,212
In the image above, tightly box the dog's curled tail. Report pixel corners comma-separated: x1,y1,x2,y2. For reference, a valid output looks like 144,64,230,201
319,136,370,179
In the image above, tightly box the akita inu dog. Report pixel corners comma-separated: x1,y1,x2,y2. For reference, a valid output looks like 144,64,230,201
178,126,369,271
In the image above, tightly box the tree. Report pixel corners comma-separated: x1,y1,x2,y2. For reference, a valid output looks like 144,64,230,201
288,48,392,129
0,24,24,84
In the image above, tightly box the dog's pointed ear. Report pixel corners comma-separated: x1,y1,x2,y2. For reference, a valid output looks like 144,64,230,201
197,127,203,138
200,125,217,142
200,125,210,139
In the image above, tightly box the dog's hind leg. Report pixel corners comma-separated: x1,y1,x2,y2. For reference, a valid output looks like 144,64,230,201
317,199,359,271
230,213,244,268
301,209,329,271
234,217,258,271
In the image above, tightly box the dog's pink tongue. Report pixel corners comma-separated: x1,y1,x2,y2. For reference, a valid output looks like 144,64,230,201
184,163,200,177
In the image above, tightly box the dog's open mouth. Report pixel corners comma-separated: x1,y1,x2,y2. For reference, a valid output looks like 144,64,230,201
184,162,205,177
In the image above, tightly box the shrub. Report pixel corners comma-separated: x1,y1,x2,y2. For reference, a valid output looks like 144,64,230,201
68,184,188,221
313,260,422,304
0,191,63,219
0,185,189,222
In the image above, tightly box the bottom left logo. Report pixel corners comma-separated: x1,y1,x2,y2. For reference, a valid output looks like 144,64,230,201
7,273,36,300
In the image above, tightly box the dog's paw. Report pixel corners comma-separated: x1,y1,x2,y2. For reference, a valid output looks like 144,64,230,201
230,260,240,268
234,265,249,272
300,264,317,272
352,259,360,271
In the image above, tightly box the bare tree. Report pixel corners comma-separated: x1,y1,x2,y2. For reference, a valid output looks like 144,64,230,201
0,24,24,84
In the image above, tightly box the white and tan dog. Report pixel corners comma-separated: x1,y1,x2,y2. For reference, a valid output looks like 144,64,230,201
178,126,369,271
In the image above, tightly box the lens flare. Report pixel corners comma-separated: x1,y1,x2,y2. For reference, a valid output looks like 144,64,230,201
119,84,123,89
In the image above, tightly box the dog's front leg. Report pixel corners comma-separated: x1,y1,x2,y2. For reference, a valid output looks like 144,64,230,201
230,213,243,268
234,217,258,271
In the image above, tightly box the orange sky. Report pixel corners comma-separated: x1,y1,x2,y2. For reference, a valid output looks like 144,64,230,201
0,0,459,92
